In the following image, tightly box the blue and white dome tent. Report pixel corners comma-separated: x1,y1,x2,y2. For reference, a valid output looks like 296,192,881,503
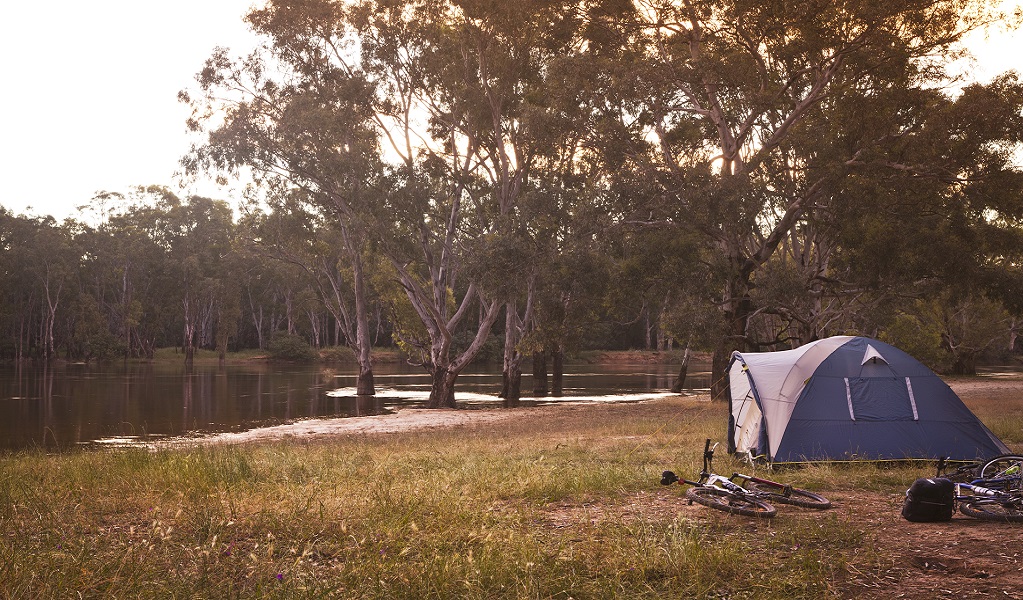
727,336,1009,463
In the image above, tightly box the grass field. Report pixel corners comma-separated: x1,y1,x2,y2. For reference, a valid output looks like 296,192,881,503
1,385,1020,599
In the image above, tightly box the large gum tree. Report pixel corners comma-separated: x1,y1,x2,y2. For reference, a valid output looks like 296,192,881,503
211,0,603,408
602,0,1013,398
182,28,382,394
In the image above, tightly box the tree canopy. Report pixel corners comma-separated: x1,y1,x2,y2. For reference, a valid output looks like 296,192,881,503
2,0,1022,399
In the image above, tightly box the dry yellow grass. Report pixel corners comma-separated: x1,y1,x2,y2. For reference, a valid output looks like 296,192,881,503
1,378,1021,599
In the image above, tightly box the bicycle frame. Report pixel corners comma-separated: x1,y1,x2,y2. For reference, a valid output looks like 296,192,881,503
729,472,794,497
676,439,797,496
955,482,1002,498
688,440,757,494
937,456,1023,492
661,439,830,515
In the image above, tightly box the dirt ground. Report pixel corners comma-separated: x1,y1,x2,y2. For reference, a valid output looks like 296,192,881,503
628,377,1023,600
594,485,1023,600
183,375,1023,599
838,377,1023,600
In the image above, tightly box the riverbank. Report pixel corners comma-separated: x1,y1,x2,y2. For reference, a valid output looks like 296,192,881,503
174,374,1021,448
112,347,703,367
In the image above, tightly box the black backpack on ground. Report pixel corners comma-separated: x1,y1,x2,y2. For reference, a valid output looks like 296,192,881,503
901,477,955,522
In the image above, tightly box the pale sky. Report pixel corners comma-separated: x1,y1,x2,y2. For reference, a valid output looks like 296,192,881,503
0,1,260,220
0,1,1021,221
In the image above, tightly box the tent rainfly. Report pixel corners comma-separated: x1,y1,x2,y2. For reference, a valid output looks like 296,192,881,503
727,336,1009,463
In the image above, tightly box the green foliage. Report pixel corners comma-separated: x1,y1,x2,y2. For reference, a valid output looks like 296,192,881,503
267,332,318,363
3,0,1023,382
880,294,1012,374
319,345,356,363
452,331,503,364
878,310,947,372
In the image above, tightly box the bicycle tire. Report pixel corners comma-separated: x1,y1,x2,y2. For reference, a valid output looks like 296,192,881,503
744,481,832,509
685,486,776,518
958,497,1023,523
977,455,1023,490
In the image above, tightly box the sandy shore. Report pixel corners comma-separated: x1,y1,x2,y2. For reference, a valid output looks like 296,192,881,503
199,406,525,445
164,375,1023,447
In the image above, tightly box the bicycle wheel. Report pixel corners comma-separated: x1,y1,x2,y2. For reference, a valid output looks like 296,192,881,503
977,455,1023,490
958,497,1023,523
744,481,832,509
685,487,776,518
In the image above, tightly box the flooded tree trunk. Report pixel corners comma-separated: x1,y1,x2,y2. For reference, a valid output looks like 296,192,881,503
356,367,375,396
427,366,457,408
670,347,691,394
352,251,375,396
532,350,548,396
500,301,529,408
503,368,522,408
552,346,564,397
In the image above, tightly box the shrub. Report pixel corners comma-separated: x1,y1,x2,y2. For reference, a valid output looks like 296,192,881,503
267,333,318,363
320,345,356,363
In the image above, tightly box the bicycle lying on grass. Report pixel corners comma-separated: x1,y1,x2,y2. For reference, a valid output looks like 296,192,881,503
660,439,831,518
935,455,1023,522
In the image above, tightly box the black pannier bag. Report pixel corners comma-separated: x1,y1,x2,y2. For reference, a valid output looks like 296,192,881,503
901,477,955,522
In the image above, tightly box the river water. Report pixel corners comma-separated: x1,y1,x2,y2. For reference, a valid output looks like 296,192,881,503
0,360,709,450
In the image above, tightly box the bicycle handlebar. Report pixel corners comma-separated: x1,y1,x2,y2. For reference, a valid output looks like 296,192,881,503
702,438,718,473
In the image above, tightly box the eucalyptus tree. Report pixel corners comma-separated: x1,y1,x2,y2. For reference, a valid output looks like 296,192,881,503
74,192,180,359
602,0,1014,398
237,249,278,350
7,215,79,361
352,0,585,407
0,209,47,360
817,73,1023,367
427,0,601,405
240,196,385,364
183,14,383,394
138,190,239,365
206,0,560,407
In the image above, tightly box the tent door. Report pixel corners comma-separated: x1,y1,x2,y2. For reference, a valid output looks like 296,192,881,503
735,399,763,454
844,377,918,421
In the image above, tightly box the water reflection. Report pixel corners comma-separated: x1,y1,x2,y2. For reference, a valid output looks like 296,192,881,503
0,361,708,450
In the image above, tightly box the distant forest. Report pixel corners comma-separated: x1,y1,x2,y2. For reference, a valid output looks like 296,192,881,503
4,0,1023,407
0,191,671,362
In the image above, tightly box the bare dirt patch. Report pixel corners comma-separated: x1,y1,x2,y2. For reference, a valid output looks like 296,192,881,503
537,486,1023,599
820,487,1023,600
